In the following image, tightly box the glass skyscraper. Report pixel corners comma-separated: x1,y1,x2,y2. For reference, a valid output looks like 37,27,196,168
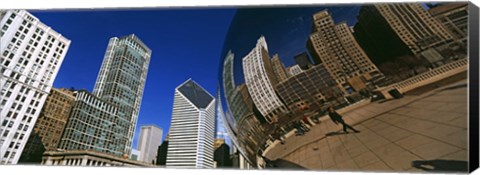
92,34,151,155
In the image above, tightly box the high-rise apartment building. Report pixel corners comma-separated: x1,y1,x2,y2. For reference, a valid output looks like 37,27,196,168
137,125,162,164
92,34,151,155
58,90,129,156
428,3,469,45
19,88,75,163
354,3,454,67
0,10,70,164
242,36,287,124
307,10,382,93
166,79,215,168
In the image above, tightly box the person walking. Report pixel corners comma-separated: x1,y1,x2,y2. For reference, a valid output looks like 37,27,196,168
327,106,360,133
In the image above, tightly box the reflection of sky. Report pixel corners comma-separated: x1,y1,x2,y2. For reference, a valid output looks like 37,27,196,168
219,5,361,86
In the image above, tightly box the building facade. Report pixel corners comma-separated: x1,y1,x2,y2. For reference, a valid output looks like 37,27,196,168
19,88,76,163
0,10,70,164
166,79,215,168
155,139,168,166
137,125,163,164
270,54,289,82
276,64,347,115
92,34,151,155
57,90,129,157
41,150,152,167
287,64,304,77
307,10,382,93
130,148,141,161
242,36,287,124
354,4,455,65
214,139,232,168
294,52,313,70
428,3,469,45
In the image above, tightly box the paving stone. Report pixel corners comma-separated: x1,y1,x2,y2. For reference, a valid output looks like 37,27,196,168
352,151,380,168
395,134,436,150
360,161,391,171
439,149,468,161
373,143,421,171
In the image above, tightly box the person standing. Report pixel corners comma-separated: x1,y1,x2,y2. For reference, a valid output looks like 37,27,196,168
327,106,360,133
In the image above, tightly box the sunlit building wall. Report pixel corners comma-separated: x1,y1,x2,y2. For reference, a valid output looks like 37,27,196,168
242,36,287,124
166,79,215,168
0,10,70,164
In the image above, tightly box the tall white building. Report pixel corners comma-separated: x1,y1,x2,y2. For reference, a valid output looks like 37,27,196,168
0,10,70,164
242,36,287,124
137,125,162,164
166,79,215,168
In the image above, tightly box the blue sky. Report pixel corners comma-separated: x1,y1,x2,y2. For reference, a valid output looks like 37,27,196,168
30,8,236,149
30,5,367,150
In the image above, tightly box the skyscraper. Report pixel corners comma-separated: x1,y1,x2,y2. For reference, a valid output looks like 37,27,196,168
0,10,70,164
92,34,151,155
20,88,75,163
307,10,382,93
242,36,287,124
137,125,163,164
166,79,215,168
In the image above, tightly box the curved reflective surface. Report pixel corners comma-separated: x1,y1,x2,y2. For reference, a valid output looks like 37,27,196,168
217,3,468,168
217,5,374,167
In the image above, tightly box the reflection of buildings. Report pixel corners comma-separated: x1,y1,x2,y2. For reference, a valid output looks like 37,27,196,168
0,10,71,164
270,54,289,82
287,65,304,77
294,52,313,70
307,10,382,93
166,79,215,168
275,64,345,115
41,150,152,167
354,4,454,71
92,34,151,155
19,88,76,163
58,90,129,156
137,125,162,164
428,3,468,45
242,36,287,123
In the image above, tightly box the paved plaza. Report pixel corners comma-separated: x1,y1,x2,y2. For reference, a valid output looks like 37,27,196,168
264,77,468,173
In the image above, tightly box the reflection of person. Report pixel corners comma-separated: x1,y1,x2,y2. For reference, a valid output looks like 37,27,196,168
327,106,360,133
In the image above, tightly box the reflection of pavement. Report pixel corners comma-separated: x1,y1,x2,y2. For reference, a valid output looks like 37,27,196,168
264,79,468,173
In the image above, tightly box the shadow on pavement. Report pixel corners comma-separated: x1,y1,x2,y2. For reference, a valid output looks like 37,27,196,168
412,159,468,173
325,131,350,136
263,157,308,170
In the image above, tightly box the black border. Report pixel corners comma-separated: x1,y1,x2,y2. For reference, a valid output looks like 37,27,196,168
468,1,479,173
